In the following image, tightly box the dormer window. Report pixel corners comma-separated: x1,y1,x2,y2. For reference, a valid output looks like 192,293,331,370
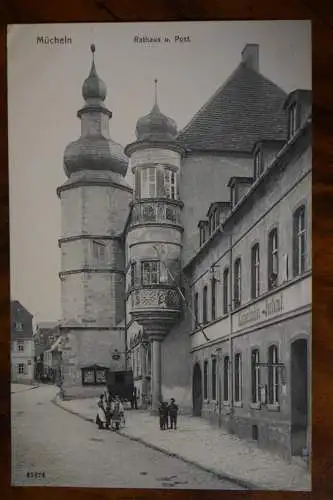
199,221,208,246
289,102,298,138
254,150,263,179
230,184,236,208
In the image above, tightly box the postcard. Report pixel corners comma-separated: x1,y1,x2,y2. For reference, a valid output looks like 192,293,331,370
8,21,311,490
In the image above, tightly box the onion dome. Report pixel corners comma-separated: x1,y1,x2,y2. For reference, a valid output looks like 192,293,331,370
82,44,107,102
63,45,128,178
135,79,178,142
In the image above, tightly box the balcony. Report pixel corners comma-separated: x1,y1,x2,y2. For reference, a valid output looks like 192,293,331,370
130,200,182,227
129,286,182,312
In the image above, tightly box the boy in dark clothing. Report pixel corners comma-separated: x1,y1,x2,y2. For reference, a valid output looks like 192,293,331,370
158,401,168,430
168,398,178,430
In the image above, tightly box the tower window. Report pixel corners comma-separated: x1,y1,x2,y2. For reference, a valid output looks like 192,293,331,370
141,261,160,285
164,168,177,200
141,167,157,198
92,241,106,261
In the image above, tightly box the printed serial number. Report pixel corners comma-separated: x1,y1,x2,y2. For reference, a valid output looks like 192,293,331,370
26,471,45,478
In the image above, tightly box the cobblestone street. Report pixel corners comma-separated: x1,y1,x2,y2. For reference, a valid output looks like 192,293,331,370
11,385,243,489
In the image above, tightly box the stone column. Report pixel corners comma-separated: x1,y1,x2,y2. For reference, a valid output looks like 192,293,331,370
151,339,162,414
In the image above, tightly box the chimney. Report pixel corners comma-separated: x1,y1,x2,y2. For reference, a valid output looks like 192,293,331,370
241,44,259,72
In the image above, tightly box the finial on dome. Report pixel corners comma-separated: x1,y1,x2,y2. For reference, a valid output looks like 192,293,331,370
154,78,158,106
82,43,107,102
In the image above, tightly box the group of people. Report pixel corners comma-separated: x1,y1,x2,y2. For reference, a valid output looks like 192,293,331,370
96,392,125,431
158,398,179,430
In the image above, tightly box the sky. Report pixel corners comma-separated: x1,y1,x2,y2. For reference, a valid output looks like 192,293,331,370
7,21,311,325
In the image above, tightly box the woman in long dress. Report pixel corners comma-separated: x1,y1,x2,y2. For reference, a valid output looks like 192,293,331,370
96,394,107,429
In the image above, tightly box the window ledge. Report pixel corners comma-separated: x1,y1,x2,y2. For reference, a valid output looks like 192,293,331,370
233,401,243,408
250,402,261,410
267,403,280,412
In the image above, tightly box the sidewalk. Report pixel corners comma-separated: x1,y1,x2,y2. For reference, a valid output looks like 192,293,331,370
54,396,311,491
11,382,40,394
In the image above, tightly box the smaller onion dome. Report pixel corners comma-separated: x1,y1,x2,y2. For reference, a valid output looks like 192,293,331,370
82,44,107,102
135,79,178,142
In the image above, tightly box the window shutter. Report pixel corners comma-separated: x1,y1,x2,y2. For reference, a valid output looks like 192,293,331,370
135,169,141,199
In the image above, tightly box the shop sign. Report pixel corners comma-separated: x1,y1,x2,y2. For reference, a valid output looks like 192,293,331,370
237,293,283,328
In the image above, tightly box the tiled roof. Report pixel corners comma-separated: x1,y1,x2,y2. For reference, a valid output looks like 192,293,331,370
177,63,288,153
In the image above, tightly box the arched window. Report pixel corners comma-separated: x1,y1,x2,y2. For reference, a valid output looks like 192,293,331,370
268,345,279,404
251,349,260,403
203,360,208,400
293,205,306,277
194,292,199,327
211,357,217,400
223,267,229,315
211,278,216,321
268,228,278,289
223,356,229,402
234,353,242,402
234,259,241,308
202,286,208,324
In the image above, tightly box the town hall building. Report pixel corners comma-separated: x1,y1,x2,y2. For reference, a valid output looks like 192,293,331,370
57,43,312,460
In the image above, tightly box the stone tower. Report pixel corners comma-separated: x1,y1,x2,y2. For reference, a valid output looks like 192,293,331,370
57,45,132,398
124,80,184,413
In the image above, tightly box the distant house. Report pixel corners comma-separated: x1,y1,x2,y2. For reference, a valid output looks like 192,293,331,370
33,321,61,381
11,300,34,384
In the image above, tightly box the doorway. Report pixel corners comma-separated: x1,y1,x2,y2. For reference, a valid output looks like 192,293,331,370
192,363,203,417
291,338,308,456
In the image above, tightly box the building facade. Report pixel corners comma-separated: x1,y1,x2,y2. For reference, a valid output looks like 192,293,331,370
58,43,312,458
11,301,35,384
34,321,60,380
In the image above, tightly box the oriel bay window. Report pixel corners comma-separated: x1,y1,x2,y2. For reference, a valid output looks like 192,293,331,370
268,228,278,289
293,205,306,277
251,349,260,404
141,261,160,285
233,259,241,308
251,244,260,299
234,353,242,403
268,345,279,405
